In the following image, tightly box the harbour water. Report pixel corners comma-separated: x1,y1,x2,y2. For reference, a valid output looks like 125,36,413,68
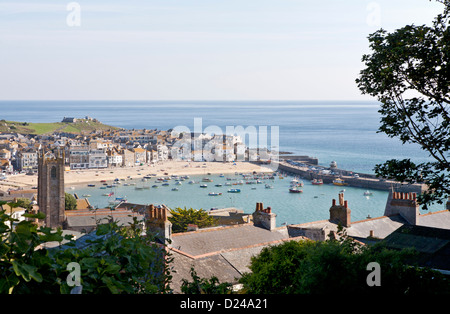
69,172,443,227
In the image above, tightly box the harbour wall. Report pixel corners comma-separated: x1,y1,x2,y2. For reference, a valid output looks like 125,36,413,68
275,161,425,193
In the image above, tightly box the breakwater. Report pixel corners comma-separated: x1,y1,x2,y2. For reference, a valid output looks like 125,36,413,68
275,159,425,193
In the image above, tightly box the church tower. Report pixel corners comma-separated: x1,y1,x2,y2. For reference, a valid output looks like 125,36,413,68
38,150,66,229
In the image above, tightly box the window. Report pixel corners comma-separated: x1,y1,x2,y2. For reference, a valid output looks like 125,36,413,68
51,166,57,178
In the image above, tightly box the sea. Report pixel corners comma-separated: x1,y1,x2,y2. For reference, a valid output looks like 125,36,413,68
0,100,442,226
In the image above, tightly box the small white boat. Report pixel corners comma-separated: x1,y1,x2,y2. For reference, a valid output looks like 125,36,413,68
364,190,373,196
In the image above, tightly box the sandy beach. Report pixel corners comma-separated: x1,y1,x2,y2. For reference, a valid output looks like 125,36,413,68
0,161,275,191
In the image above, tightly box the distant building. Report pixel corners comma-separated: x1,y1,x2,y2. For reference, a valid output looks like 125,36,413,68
68,146,89,170
16,149,38,172
88,149,107,169
62,117,77,123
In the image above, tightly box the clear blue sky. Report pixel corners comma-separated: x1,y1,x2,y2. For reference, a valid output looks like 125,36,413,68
0,0,444,101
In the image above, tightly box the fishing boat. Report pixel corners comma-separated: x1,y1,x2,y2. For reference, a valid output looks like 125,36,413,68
289,187,303,193
202,178,213,182
208,192,222,196
87,184,95,187
109,196,127,205
227,189,241,193
215,184,223,187
333,178,348,186
265,184,273,189
171,188,179,191
311,179,323,185
152,185,158,188
175,181,182,185
364,190,373,196
162,183,170,186
200,184,208,188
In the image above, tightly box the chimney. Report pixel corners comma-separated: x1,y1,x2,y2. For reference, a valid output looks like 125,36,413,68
329,192,351,227
384,189,420,225
253,202,276,231
146,204,172,244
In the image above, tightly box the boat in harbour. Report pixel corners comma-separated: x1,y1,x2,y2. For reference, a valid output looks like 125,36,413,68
200,184,208,188
333,178,348,186
208,192,222,196
311,179,323,185
364,190,373,196
289,187,303,193
227,189,241,193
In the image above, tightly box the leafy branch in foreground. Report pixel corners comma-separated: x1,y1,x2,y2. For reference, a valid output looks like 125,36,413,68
356,0,450,209
0,201,172,294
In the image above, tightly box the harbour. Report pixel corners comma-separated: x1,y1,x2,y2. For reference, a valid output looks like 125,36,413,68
275,155,425,193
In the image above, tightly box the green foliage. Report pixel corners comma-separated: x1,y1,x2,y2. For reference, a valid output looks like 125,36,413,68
64,192,77,210
168,207,218,233
356,0,450,209
0,200,172,294
14,198,33,210
239,233,450,294
181,267,233,294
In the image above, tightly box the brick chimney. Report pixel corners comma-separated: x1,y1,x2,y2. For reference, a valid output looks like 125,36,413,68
146,204,172,244
253,202,276,231
329,192,351,227
384,189,420,225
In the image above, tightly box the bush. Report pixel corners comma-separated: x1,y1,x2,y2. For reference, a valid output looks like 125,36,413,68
0,200,172,294
64,192,77,210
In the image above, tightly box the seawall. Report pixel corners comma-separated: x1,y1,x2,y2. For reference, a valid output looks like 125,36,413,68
275,161,425,193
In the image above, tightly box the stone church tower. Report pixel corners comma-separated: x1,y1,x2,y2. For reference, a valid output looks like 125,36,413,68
38,150,66,229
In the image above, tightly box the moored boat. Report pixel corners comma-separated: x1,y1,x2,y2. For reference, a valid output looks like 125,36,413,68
312,179,323,185
333,178,348,186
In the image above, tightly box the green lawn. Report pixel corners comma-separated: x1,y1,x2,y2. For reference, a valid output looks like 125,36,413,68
0,119,119,135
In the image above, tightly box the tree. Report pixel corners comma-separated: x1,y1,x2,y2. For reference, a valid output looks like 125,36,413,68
239,236,450,294
356,0,450,209
168,207,218,233
64,192,77,210
15,198,33,210
0,200,172,294
180,267,233,294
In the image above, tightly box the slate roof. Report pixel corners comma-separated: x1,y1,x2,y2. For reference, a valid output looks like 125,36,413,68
169,224,304,293
383,224,450,271
288,210,450,241
65,208,144,231
170,224,290,257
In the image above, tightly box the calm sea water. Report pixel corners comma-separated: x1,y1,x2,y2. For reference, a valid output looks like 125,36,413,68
1,100,441,225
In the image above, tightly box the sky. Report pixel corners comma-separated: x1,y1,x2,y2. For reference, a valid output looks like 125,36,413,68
0,0,445,101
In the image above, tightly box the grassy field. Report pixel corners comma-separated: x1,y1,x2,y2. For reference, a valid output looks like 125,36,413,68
0,119,120,135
